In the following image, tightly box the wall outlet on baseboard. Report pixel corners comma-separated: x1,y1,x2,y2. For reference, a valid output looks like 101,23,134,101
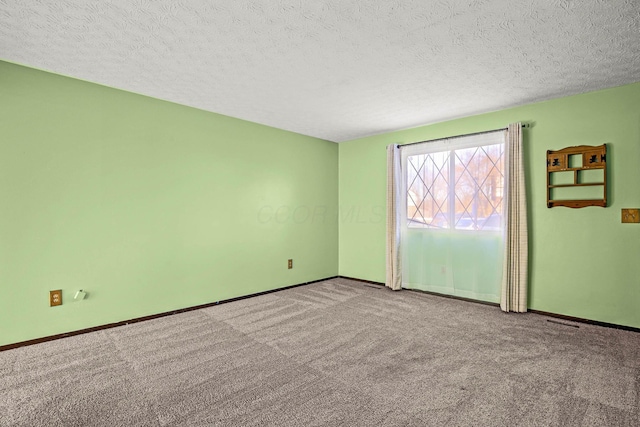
288,259,293,269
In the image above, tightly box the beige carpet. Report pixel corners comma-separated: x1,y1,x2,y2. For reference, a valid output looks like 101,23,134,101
1,278,639,426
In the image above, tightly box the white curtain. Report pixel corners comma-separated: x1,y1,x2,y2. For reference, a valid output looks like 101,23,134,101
386,144,402,290
398,131,506,302
500,123,528,312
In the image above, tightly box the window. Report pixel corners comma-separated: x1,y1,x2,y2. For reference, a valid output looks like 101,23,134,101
406,142,504,231
399,130,507,303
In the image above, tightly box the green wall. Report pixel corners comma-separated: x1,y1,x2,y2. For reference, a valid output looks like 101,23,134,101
2,59,638,346
0,61,338,346
339,82,640,329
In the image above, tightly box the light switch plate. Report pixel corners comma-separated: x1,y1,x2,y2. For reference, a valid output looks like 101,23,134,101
621,209,640,223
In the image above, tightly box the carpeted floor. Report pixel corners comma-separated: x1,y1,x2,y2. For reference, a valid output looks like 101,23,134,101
1,278,639,426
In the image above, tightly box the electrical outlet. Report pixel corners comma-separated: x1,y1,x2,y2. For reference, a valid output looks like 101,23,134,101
622,209,640,223
288,259,293,269
50,290,62,307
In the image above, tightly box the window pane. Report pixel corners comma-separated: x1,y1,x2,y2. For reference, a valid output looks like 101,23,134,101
406,152,449,228
406,142,503,230
454,143,504,230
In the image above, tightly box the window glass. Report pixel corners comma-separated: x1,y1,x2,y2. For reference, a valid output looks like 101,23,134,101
407,142,504,231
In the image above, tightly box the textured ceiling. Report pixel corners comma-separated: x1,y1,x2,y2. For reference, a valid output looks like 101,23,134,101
1,0,639,142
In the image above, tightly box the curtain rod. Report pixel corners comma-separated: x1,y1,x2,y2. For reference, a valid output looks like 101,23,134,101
398,123,529,148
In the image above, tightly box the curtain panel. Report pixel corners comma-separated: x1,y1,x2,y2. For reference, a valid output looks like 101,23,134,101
500,123,529,312
386,144,402,290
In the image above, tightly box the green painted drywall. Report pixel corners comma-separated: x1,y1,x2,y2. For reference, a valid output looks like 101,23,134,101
339,82,640,328
0,61,338,346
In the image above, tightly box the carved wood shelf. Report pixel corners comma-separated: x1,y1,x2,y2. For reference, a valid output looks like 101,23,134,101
546,144,607,208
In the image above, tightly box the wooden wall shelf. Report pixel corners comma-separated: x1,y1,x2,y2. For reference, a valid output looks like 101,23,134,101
546,144,607,208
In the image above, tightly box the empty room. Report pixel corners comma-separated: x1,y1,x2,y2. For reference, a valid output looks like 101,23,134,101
1,1,639,426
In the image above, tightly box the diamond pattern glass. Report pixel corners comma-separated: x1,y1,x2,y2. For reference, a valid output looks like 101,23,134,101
407,143,504,230
407,152,450,228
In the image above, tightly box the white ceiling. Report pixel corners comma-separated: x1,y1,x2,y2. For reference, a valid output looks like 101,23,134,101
1,1,639,142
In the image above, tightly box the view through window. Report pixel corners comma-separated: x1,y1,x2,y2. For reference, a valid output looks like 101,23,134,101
406,143,504,230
